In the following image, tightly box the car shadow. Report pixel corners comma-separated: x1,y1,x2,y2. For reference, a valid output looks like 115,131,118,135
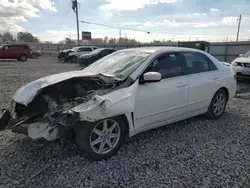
0,59,18,62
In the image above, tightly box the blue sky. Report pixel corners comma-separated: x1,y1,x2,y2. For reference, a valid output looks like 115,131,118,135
1,0,250,42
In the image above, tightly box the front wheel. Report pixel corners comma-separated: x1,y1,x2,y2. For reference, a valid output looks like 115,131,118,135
206,89,227,119
70,56,77,63
75,117,125,161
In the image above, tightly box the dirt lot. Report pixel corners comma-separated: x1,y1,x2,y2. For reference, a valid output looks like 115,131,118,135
1,57,250,188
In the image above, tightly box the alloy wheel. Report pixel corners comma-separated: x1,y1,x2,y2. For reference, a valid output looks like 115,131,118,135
90,119,121,155
213,93,226,116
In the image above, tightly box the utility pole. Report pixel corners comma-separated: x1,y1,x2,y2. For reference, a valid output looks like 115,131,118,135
72,0,80,45
119,29,121,44
125,33,127,44
236,14,242,42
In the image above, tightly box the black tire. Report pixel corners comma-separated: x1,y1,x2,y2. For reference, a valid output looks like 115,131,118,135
70,56,77,63
206,89,228,119
75,117,125,161
19,54,27,61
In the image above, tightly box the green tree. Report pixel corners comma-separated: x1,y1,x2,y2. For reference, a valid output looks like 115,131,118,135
1,32,15,42
17,32,39,42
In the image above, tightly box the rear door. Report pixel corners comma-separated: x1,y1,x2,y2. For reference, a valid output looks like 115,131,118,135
78,47,93,56
9,45,22,58
182,52,221,114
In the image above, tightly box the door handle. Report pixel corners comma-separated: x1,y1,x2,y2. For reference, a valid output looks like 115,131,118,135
212,75,220,80
176,82,187,88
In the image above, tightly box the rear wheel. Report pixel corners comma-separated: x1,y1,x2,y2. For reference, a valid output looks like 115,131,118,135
206,89,227,119
75,117,125,161
19,55,27,61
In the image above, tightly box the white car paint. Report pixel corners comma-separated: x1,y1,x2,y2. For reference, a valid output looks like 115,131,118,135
231,51,250,78
68,46,97,58
10,47,237,140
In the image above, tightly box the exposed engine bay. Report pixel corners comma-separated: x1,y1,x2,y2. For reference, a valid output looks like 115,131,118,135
0,74,128,141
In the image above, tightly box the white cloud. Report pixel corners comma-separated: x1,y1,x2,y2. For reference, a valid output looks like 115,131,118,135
210,8,219,12
100,0,179,11
123,22,142,26
163,19,184,27
14,0,57,12
188,13,207,17
193,22,218,28
0,0,56,33
221,16,237,25
143,21,156,27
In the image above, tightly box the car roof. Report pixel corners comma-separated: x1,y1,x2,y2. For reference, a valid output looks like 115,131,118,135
77,46,98,48
119,46,206,54
95,48,116,50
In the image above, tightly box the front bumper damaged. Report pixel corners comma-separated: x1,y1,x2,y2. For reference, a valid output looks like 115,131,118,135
0,103,79,141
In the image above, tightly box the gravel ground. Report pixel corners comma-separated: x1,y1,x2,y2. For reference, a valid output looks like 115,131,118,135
1,58,250,188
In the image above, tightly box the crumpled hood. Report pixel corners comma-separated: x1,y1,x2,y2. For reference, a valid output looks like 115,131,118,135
12,70,112,106
233,57,250,63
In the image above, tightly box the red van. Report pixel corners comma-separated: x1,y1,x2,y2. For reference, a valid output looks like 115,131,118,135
0,44,32,61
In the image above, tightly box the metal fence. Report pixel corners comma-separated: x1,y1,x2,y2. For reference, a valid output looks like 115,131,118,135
11,41,250,62
210,41,250,62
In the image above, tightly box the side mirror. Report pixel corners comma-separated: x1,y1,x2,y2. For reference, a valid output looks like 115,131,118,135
239,54,243,57
143,72,161,83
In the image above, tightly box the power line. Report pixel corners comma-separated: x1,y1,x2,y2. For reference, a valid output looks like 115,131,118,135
80,20,150,34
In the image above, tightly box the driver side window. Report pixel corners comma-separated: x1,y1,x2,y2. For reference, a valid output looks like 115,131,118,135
147,53,184,79
4,46,9,50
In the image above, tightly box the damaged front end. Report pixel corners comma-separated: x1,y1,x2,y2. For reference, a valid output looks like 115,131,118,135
0,73,120,141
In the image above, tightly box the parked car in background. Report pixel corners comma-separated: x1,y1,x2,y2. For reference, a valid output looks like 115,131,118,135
31,50,42,58
68,46,98,63
57,48,75,62
0,47,237,160
231,50,250,79
79,48,116,67
0,44,32,61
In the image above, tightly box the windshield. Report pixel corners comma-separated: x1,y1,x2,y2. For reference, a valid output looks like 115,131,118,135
83,50,152,80
90,48,104,55
0,45,5,49
72,47,79,51
243,51,250,58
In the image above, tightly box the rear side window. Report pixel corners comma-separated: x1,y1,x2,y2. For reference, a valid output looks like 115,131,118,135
9,45,22,50
79,47,92,52
183,52,217,74
149,53,184,79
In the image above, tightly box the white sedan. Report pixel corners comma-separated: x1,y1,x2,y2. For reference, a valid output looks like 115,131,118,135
0,47,237,160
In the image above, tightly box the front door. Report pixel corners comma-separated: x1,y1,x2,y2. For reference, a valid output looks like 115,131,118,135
134,52,189,131
0,45,10,58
